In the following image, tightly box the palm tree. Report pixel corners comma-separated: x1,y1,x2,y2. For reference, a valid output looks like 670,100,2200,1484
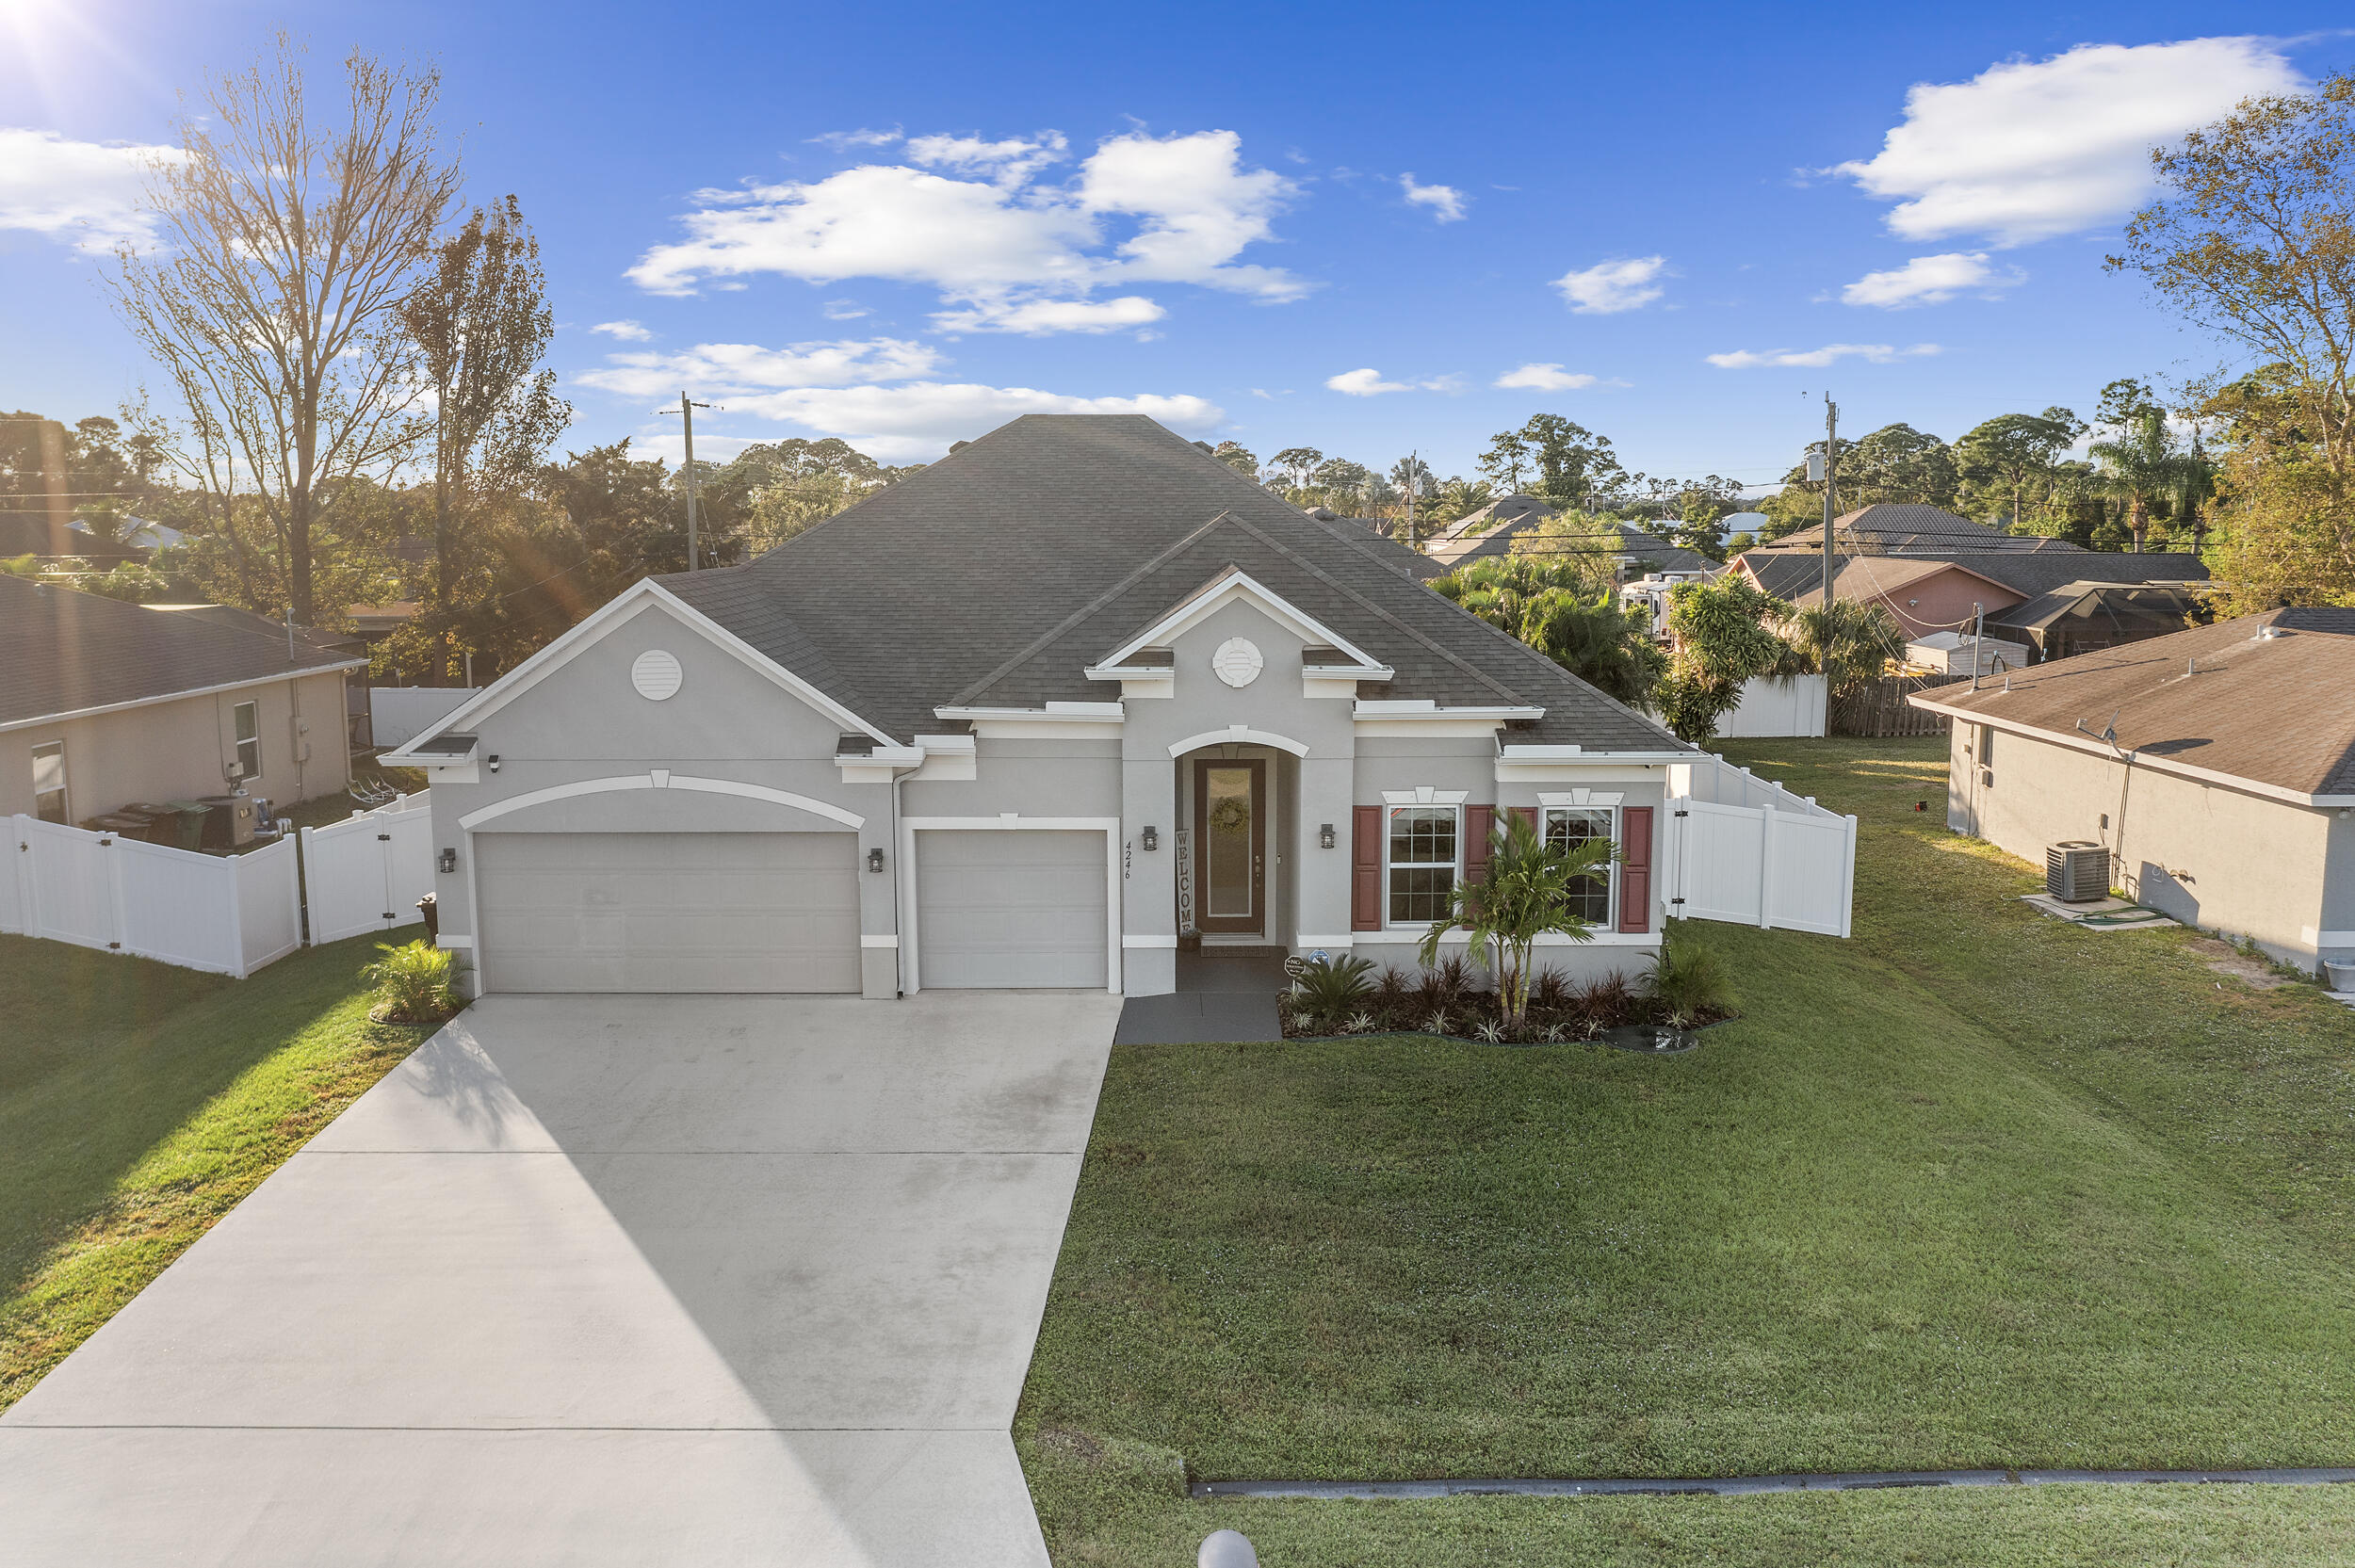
1420,812,1615,1028
1771,599,1905,699
2089,410,2197,552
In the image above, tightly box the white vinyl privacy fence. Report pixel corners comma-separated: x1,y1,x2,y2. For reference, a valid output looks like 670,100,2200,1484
2,816,303,977
1664,757,1857,938
3,790,437,978
301,794,434,944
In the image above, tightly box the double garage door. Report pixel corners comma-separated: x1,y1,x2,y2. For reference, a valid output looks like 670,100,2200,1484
477,832,860,994
474,828,1108,994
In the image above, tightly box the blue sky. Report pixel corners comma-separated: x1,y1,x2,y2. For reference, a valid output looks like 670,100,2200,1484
2,1,2347,491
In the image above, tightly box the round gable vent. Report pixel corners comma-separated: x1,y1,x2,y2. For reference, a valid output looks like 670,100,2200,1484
1211,638,1263,688
631,649,684,701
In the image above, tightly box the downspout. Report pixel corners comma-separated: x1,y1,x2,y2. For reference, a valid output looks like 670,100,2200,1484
890,763,905,995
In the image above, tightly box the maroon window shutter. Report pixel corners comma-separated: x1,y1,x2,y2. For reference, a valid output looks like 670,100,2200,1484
1352,805,1384,930
1463,804,1496,886
1618,806,1654,933
1510,805,1539,833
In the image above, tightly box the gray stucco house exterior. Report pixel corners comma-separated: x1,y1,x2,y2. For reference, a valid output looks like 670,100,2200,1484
385,415,1707,998
1913,606,2355,975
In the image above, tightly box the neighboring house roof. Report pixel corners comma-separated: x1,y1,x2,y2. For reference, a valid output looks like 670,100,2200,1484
0,576,365,732
1913,607,2355,802
1425,506,1716,577
653,415,1683,752
1753,504,2085,556
1739,549,2209,608
1610,523,1717,577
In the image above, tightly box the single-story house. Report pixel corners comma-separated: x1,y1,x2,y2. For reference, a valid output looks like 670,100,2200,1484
1907,630,2033,678
1422,495,1719,580
385,415,1710,999
1984,582,2208,664
1736,549,2209,647
1,576,364,828
1911,607,2355,974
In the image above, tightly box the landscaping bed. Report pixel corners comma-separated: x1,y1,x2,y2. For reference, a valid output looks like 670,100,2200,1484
1275,952,1735,1044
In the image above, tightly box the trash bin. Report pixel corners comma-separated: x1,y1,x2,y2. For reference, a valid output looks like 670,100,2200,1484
122,803,183,845
82,811,154,838
162,800,214,850
416,893,439,943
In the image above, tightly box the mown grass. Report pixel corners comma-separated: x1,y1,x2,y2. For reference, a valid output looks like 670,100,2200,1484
0,928,433,1413
1018,737,2355,1564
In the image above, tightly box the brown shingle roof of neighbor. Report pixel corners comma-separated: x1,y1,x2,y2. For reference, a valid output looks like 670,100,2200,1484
1912,606,2355,800
658,414,1687,753
1739,549,2209,607
1753,503,2086,556
0,576,365,731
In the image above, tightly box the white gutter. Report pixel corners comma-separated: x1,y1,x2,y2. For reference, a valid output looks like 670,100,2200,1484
1908,696,2355,809
1,657,368,736
933,702,1126,724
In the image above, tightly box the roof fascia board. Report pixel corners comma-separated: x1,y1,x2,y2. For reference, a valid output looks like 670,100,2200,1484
0,657,368,736
1098,568,1387,672
1907,697,2350,808
933,703,1126,725
393,578,893,752
1355,702,1545,720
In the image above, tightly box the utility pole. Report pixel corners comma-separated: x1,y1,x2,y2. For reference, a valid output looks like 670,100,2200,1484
657,393,719,571
1817,394,1839,606
1405,449,1418,546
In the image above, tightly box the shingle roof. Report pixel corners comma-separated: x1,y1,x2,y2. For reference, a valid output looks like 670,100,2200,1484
658,415,1683,752
1985,582,2205,637
1738,549,2209,607
0,576,365,730
1915,607,2355,799
1752,504,2085,556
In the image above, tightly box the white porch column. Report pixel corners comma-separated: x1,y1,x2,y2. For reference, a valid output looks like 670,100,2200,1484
1121,747,1178,996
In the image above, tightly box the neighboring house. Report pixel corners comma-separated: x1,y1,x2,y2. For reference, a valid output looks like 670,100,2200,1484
1985,582,2208,664
0,577,364,826
1906,630,2032,678
1911,607,2355,974
384,415,1705,1000
1747,503,2085,556
1620,569,1723,638
1423,493,1719,581
1736,550,2209,648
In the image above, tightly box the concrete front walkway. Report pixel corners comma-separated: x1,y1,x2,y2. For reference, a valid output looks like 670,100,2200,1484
0,990,1121,1567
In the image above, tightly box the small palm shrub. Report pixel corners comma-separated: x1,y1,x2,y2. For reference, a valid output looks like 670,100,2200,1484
1372,966,1414,1008
1416,953,1477,1010
1530,967,1571,1012
361,939,463,1024
1288,952,1376,1030
1646,924,1733,1026
1576,971,1638,1030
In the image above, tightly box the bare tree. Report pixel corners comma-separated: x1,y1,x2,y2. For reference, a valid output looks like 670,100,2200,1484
398,196,570,617
109,35,461,622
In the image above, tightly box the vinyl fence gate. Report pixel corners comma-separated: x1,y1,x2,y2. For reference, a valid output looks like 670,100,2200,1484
2,816,302,977
300,793,435,945
1663,758,1858,938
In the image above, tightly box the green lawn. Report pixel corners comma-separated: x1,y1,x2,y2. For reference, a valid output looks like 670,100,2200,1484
0,929,434,1413
1018,737,2355,1564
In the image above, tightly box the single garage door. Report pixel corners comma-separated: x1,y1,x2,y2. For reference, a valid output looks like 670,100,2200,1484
916,830,1107,989
477,832,860,994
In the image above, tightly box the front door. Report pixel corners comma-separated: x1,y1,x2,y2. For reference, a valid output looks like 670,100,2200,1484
1193,758,1266,935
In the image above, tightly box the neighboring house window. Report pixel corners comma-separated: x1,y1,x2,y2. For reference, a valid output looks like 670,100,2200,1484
1388,805,1459,924
31,740,67,824
233,700,261,782
1977,724,1994,765
1544,806,1618,925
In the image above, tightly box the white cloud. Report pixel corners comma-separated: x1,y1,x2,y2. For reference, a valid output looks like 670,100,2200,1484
1326,367,1410,396
1705,342,1942,369
626,128,1307,332
718,383,1226,462
1551,255,1667,314
810,126,902,151
1839,251,2023,308
1835,39,2303,245
932,295,1165,334
0,127,179,251
576,337,945,399
591,319,653,341
1494,363,1600,392
821,299,869,320
1400,173,1467,222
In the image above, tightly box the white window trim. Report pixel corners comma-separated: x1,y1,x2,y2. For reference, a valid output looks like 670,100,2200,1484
30,737,68,825
232,699,262,784
1544,803,1620,929
1383,800,1462,931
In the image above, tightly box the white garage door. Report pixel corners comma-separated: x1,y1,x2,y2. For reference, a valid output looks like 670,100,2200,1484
477,832,860,994
916,830,1107,989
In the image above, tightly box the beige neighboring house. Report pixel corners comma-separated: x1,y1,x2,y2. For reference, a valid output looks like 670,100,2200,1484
1911,607,2355,975
1,576,364,828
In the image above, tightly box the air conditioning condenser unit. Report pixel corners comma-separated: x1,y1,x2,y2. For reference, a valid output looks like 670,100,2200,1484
2046,841,2110,903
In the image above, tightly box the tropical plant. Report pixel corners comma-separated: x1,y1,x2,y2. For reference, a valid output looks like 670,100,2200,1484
1645,924,1732,1026
1770,598,1907,699
1419,811,1615,1027
361,938,463,1023
2089,396,2206,552
1658,574,1793,743
1287,951,1376,1026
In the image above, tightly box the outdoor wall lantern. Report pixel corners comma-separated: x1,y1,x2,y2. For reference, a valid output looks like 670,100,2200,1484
437,848,458,874
486,753,501,773
1319,822,1337,849
868,847,886,873
1141,826,1160,851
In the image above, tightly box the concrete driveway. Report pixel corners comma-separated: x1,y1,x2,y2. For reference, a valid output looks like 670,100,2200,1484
0,990,1121,1567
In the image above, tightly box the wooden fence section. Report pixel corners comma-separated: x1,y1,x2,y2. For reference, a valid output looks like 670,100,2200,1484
1832,673,1967,737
